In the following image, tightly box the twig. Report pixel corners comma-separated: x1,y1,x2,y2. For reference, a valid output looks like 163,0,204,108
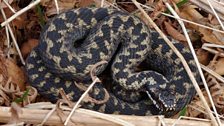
161,13,224,34
202,46,224,57
94,0,121,10
100,0,105,7
54,0,59,14
200,64,224,83
2,0,16,13
6,23,25,64
189,104,224,119
189,0,224,21
202,43,224,49
79,109,135,126
0,106,213,126
5,27,10,58
64,80,123,125
137,2,224,34
138,2,224,34
64,78,100,125
158,116,167,126
206,0,224,30
40,105,57,125
26,102,134,126
1,8,11,57
131,0,219,126
0,8,25,65
171,116,210,126
1,0,41,27
164,2,220,126
212,0,224,6
64,59,133,126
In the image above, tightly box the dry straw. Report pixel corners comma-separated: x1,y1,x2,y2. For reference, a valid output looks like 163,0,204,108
0,8,25,64
164,1,221,126
0,0,223,125
131,0,221,125
0,105,213,126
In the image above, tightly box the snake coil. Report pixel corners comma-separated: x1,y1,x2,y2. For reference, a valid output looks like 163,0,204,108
25,7,200,117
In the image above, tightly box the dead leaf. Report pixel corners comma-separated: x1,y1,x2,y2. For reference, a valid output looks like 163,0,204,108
0,6,12,23
5,58,26,91
12,10,27,29
2,77,20,93
21,39,39,58
199,27,223,45
41,0,79,16
179,5,207,31
186,91,210,117
213,58,224,75
212,30,224,42
0,79,11,105
164,21,187,42
17,86,38,106
56,99,77,125
206,75,224,113
196,48,211,65
208,14,219,25
179,4,224,45
79,0,95,7
180,5,204,21
150,0,166,20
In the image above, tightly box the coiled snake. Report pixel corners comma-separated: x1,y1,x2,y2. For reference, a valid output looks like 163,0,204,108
25,7,200,116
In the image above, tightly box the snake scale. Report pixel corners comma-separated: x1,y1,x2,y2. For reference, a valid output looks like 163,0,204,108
25,7,200,117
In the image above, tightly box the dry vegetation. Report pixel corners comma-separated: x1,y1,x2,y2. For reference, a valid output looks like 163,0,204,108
0,0,224,125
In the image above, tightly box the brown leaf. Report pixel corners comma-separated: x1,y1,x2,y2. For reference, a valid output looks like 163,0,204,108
179,5,206,31
206,75,224,114
212,30,224,42
41,0,79,16
150,0,166,20
186,91,210,117
208,14,219,25
180,5,204,21
56,99,77,125
17,86,38,106
11,10,27,29
164,21,187,42
5,58,26,91
0,6,12,23
179,4,224,44
79,0,95,7
213,58,224,75
199,27,223,45
0,78,11,105
21,39,39,58
196,48,211,65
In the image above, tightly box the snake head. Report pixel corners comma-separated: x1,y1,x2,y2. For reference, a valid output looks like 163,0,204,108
145,85,177,115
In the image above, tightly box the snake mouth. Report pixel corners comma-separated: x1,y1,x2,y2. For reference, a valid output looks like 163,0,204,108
146,89,177,114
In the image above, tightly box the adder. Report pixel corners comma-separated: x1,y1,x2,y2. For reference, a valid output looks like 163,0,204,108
25,7,200,117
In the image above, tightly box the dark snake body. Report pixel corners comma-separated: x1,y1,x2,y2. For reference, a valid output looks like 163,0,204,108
25,7,200,117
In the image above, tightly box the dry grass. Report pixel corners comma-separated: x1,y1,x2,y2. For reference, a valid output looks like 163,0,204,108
0,0,224,125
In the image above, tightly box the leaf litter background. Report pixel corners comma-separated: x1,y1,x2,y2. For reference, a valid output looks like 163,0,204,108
0,0,224,124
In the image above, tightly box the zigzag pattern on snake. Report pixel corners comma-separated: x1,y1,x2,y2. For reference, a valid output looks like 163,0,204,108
25,7,200,117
